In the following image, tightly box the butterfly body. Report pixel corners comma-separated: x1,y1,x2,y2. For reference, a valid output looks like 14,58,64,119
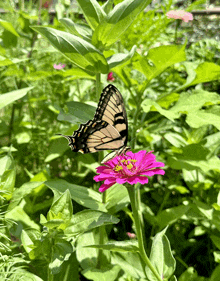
59,84,129,163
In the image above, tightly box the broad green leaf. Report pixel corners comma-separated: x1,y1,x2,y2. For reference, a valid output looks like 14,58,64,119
60,18,92,41
8,181,44,210
167,148,220,173
210,235,220,250
5,206,40,231
45,179,104,211
133,44,186,86
76,229,110,269
92,0,152,49
102,0,114,14
141,99,178,121
146,227,176,281
85,240,139,252
107,45,136,69
61,68,96,80
2,30,18,48
177,62,220,91
65,210,119,236
111,251,146,279
21,229,41,254
0,19,20,36
53,252,79,281
105,183,129,214
0,56,28,66
170,90,220,114
0,152,16,200
57,101,96,124
164,133,188,148
49,239,73,274
77,0,106,30
0,87,33,110
213,251,220,263
157,205,191,230
179,267,200,281
47,190,73,229
210,264,220,281
32,26,108,74
186,106,220,130
82,265,121,281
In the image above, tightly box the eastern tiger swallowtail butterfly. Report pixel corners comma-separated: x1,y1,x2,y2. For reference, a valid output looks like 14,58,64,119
59,84,129,163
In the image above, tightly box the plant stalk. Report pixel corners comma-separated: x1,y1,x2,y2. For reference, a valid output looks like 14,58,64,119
126,185,163,281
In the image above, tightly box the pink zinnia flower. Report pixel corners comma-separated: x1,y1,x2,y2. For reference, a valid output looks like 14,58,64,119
107,72,115,81
94,150,165,192
166,10,193,23
53,63,66,70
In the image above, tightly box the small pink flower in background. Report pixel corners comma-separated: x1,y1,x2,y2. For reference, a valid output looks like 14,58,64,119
127,232,136,239
166,10,193,22
94,150,165,192
53,63,66,70
107,72,115,81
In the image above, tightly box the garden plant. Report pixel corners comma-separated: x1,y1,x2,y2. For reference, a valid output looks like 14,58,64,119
0,0,220,280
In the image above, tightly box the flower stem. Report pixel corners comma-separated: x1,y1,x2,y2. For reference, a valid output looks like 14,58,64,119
126,185,163,281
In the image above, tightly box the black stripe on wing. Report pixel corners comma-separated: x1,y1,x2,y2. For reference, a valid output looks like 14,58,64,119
94,84,128,146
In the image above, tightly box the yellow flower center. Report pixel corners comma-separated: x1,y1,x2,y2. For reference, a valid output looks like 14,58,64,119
114,159,137,172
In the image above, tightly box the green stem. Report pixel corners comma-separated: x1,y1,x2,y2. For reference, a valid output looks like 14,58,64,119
174,19,180,44
126,185,163,281
96,73,101,102
97,188,107,268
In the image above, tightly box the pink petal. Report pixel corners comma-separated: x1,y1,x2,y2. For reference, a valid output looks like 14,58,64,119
99,181,115,192
126,176,149,185
140,169,165,177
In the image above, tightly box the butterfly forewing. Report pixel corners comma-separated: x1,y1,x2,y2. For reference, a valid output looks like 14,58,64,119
59,84,129,158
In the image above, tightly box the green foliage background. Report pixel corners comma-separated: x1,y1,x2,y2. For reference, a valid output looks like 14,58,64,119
0,0,220,280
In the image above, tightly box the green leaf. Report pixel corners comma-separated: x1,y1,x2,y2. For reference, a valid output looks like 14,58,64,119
58,101,96,124
49,239,73,274
210,264,220,281
141,99,178,121
8,181,44,210
146,227,176,281
5,206,40,231
76,0,106,30
0,87,33,110
111,251,146,279
53,252,79,281
0,152,16,199
105,183,129,214
45,179,105,211
177,62,220,91
46,189,73,229
133,44,186,85
92,0,152,49
61,68,96,80
164,133,188,148
82,265,121,281
85,240,139,252
171,90,220,114
60,18,92,41
0,19,20,36
179,267,200,281
157,205,191,230
107,45,136,69
65,210,119,236
32,26,108,74
102,0,114,14
186,106,220,130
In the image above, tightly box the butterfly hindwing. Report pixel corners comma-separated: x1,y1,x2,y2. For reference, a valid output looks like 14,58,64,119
59,84,129,158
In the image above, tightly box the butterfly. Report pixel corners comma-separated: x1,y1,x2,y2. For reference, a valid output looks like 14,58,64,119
59,84,129,163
